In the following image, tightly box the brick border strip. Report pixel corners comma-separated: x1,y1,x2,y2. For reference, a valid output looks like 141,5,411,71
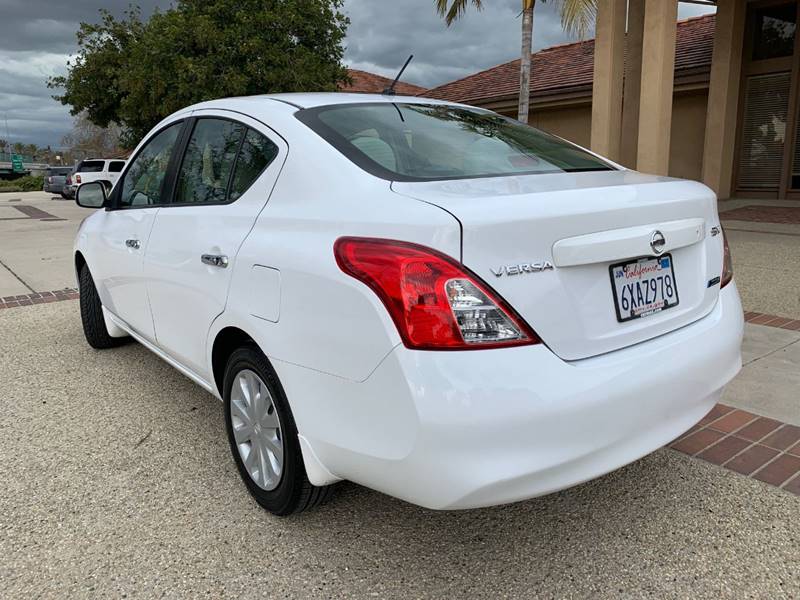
0,288,78,310
671,404,800,496
744,311,800,331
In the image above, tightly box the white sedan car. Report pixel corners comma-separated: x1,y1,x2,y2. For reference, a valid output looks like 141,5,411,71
73,93,743,515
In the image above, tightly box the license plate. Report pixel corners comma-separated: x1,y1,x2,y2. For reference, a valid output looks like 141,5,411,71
609,254,679,323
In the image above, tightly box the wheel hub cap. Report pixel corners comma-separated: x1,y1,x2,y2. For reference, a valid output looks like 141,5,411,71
230,369,284,491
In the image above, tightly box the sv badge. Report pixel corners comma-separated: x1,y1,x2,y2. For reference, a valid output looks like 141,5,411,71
491,261,554,277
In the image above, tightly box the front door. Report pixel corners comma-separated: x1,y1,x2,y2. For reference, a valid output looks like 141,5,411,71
89,120,185,341
143,113,285,378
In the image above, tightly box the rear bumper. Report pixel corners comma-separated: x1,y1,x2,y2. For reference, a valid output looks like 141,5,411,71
279,283,744,510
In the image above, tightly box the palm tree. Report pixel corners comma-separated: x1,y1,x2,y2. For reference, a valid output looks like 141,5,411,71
436,0,596,124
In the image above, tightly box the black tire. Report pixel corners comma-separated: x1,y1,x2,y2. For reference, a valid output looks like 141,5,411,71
223,345,334,515
78,265,127,349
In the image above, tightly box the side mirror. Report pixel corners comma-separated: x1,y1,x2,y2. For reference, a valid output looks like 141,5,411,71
75,181,109,209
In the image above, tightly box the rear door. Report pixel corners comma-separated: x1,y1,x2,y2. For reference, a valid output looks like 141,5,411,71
86,121,186,341
143,112,286,377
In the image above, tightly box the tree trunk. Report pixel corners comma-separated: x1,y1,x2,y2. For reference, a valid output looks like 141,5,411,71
517,0,535,123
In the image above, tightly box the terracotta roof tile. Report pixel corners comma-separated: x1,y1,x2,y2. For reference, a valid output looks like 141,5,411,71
340,69,427,96
424,13,715,104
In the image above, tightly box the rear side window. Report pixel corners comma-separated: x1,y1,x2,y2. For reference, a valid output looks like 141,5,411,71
296,103,613,182
175,119,246,204
229,129,279,201
108,161,125,172
77,160,105,172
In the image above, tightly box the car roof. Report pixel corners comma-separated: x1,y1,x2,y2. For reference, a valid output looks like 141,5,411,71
189,92,470,112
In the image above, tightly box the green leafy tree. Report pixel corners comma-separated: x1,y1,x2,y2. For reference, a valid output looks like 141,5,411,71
50,0,349,145
436,0,595,123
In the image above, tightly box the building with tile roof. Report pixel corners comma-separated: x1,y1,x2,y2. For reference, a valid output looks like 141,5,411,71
340,69,426,96
422,2,800,202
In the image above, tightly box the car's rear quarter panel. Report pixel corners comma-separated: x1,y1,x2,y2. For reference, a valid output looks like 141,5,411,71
212,116,462,385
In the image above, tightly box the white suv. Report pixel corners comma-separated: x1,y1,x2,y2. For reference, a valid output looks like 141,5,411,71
64,158,126,199
72,94,743,516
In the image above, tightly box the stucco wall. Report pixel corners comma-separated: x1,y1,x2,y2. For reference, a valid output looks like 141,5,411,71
667,90,709,182
496,89,709,182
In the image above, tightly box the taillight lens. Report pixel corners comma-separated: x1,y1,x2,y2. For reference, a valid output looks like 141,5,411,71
721,227,733,288
75,174,82,184
334,237,540,350
66,175,71,184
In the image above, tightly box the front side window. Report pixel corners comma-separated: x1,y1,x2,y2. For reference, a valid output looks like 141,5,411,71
119,123,182,207
175,119,246,204
108,161,125,173
296,103,613,182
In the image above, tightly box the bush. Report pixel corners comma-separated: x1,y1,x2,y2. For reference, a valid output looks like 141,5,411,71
17,175,44,192
0,175,44,193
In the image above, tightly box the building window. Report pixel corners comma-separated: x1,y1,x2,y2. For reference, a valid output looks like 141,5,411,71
752,4,797,61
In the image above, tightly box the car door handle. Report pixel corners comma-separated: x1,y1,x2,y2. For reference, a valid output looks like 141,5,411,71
201,254,229,268
125,239,141,250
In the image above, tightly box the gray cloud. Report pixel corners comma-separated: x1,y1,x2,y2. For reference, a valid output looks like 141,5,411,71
0,0,714,148
343,0,579,88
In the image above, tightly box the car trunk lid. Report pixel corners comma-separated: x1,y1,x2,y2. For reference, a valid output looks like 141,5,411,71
392,170,724,360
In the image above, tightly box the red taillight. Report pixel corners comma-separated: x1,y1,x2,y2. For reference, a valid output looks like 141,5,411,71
334,237,540,350
721,227,733,288
75,174,82,184
66,175,71,184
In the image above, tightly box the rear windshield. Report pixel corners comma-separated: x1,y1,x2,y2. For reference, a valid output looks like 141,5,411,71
295,103,613,182
47,168,71,176
77,160,105,172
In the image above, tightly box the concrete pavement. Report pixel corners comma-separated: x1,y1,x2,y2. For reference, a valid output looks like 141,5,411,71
1,301,798,599
0,191,86,295
723,323,800,426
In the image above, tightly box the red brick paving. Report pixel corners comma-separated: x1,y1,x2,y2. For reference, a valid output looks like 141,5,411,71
726,445,780,476
744,311,800,332
0,288,78,310
784,474,800,494
671,405,800,495
735,417,783,442
753,454,800,487
708,409,757,433
697,435,751,465
720,205,800,224
762,425,800,451
671,428,726,455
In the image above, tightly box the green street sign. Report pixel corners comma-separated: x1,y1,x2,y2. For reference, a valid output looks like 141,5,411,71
11,154,24,173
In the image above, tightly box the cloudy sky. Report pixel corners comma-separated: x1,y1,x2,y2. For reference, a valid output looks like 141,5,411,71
0,0,715,149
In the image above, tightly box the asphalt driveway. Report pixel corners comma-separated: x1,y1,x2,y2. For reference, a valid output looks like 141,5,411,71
1,301,798,599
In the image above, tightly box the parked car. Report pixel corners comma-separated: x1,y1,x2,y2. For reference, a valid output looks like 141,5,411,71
72,94,744,516
63,158,126,199
42,166,74,196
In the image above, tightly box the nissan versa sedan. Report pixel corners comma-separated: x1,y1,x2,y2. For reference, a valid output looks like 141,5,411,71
72,93,743,515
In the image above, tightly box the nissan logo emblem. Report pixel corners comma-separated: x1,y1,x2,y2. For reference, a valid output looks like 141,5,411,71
650,230,666,255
